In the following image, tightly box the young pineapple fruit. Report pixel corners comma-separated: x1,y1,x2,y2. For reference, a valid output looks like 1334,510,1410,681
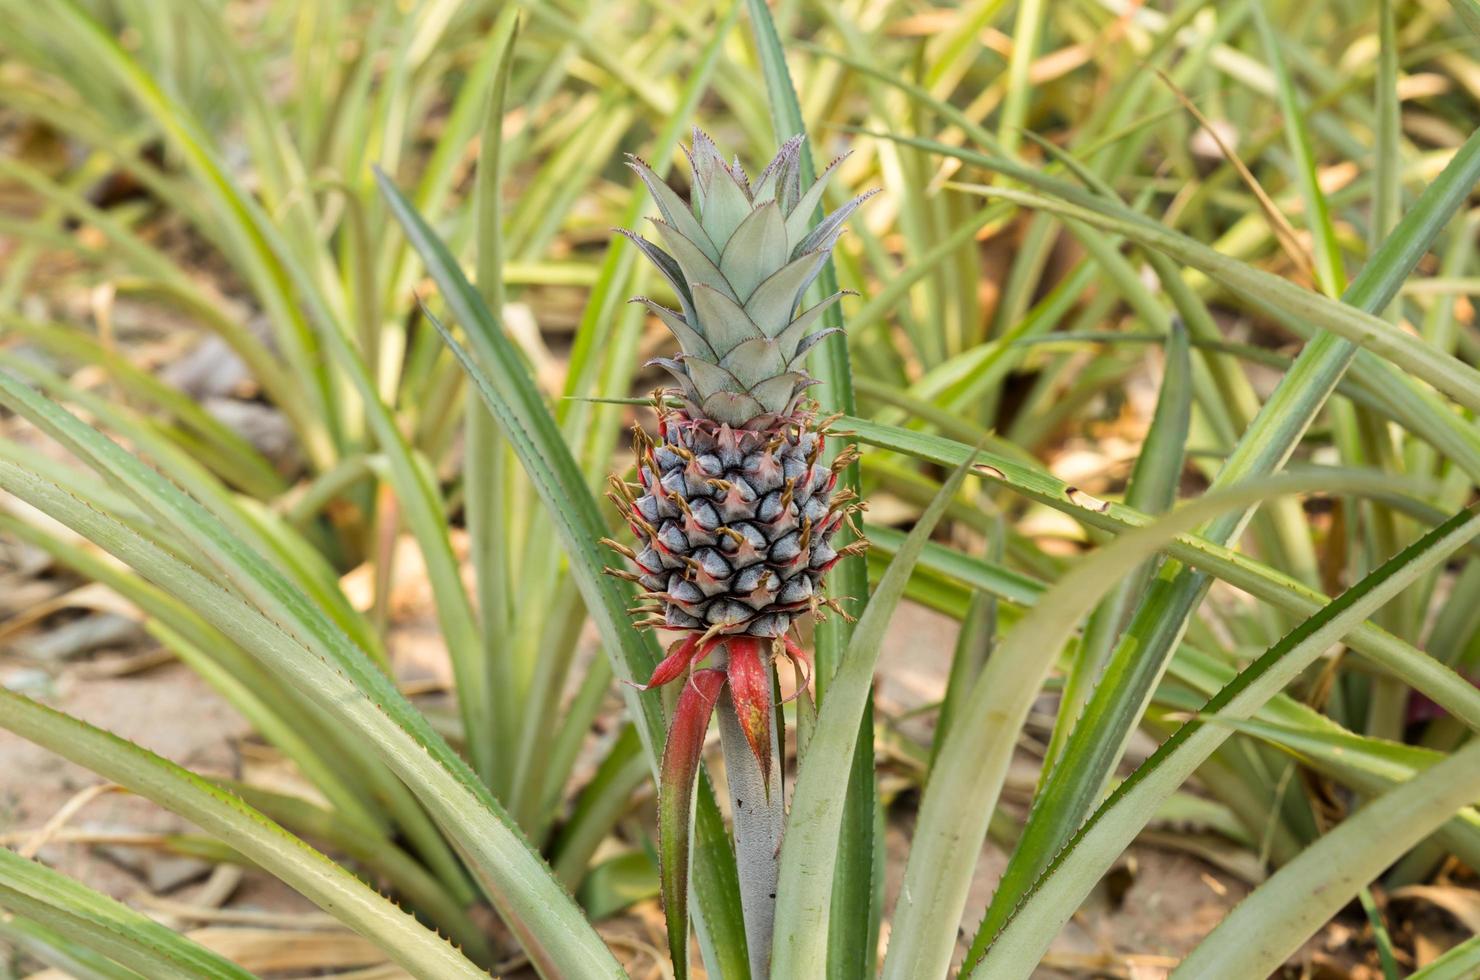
609,131,872,644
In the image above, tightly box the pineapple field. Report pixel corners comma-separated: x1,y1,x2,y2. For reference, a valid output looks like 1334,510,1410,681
2,1,1480,978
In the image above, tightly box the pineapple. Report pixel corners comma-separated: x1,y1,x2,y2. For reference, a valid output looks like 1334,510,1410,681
605,131,871,980
608,131,872,645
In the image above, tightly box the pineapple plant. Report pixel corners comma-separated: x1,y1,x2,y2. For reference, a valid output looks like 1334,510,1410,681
604,131,871,978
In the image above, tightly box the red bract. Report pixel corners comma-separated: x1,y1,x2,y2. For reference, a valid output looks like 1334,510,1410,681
645,632,791,977
657,666,726,975
635,633,710,690
639,634,779,779
725,636,774,794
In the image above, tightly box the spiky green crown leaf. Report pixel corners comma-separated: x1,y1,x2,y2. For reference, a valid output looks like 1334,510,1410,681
623,130,872,428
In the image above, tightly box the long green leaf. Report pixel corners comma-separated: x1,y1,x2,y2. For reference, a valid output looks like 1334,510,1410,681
0,914,144,980
866,127,1480,482
743,8,876,974
381,175,661,787
379,172,748,978
1201,716,1480,869
952,184,1480,413
956,115,1480,947
970,506,1480,978
1411,933,1480,980
884,474,1452,980
0,399,621,977
1046,319,1191,769
0,365,471,899
1252,0,1345,297
0,846,256,980
771,449,977,977
1175,736,1480,978
842,415,1480,733
0,687,487,977
467,3,520,802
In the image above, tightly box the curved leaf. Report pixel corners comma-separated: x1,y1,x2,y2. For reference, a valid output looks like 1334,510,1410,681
378,172,748,977
771,448,977,976
0,846,255,980
743,9,874,974
0,450,621,978
0,914,146,980
1174,737,1480,978
840,415,1480,733
884,474,1450,980
1410,934,1480,980
969,506,1480,978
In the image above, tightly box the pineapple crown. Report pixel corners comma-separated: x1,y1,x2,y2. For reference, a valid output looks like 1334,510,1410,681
621,130,874,428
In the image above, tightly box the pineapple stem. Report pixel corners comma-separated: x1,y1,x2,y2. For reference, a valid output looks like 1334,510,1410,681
715,645,783,979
